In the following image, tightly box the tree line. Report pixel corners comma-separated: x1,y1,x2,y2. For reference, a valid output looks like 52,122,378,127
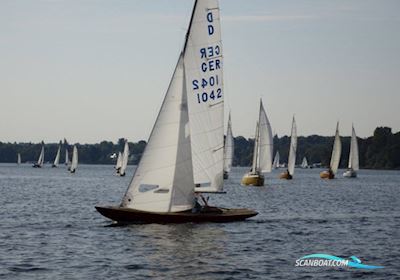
1,127,399,169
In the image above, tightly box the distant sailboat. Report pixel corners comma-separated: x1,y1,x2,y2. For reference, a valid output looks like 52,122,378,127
17,153,21,165
280,116,297,179
272,151,280,169
96,0,257,223
52,143,61,168
33,142,45,168
119,140,129,177
241,99,273,186
65,148,70,166
343,125,359,178
223,113,234,179
301,157,309,168
320,122,342,179
115,152,122,174
69,145,78,173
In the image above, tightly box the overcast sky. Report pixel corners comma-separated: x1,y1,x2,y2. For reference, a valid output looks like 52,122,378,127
1,0,399,144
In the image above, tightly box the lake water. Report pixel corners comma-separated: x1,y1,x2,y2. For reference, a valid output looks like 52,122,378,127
0,163,399,279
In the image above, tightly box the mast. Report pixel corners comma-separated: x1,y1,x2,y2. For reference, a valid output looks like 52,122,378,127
251,122,260,172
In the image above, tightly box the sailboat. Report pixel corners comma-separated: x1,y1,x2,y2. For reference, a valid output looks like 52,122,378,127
17,153,21,165
33,142,45,168
272,151,280,169
223,113,234,179
301,157,309,168
65,148,70,166
96,0,257,223
320,122,341,179
343,125,359,178
241,99,273,186
279,116,297,179
119,140,129,177
69,145,78,173
115,152,122,174
52,143,61,168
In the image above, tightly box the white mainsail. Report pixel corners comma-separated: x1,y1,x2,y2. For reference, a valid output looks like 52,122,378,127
70,145,78,172
184,0,224,193
53,145,61,167
115,152,122,171
17,153,21,165
223,113,234,173
121,55,195,212
301,157,308,168
287,117,297,176
273,151,280,169
348,125,359,171
330,122,342,174
258,100,273,173
119,140,129,176
37,143,45,167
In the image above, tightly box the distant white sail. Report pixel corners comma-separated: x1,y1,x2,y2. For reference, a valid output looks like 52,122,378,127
65,148,69,166
330,122,342,174
53,145,61,167
348,125,359,171
272,151,280,169
258,100,273,173
251,121,260,172
17,153,21,165
223,113,234,173
37,143,45,167
185,0,224,193
119,140,129,176
301,157,308,168
115,152,122,171
70,145,78,172
287,116,297,176
121,55,195,212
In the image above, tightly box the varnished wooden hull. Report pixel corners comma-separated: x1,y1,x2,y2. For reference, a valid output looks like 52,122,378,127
279,171,293,180
241,173,264,186
95,205,258,224
320,170,335,179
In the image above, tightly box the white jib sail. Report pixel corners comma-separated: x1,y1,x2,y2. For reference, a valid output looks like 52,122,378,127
223,112,234,173
119,140,129,176
251,121,260,172
258,100,273,173
330,122,342,174
115,152,122,170
37,144,44,166
17,153,21,165
121,54,195,212
70,145,78,172
184,0,224,193
273,151,280,169
349,125,359,171
287,116,297,176
53,145,61,166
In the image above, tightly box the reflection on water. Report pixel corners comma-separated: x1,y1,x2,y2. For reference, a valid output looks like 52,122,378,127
0,163,399,279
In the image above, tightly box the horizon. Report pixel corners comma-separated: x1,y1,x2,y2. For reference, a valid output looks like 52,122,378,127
1,0,399,143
